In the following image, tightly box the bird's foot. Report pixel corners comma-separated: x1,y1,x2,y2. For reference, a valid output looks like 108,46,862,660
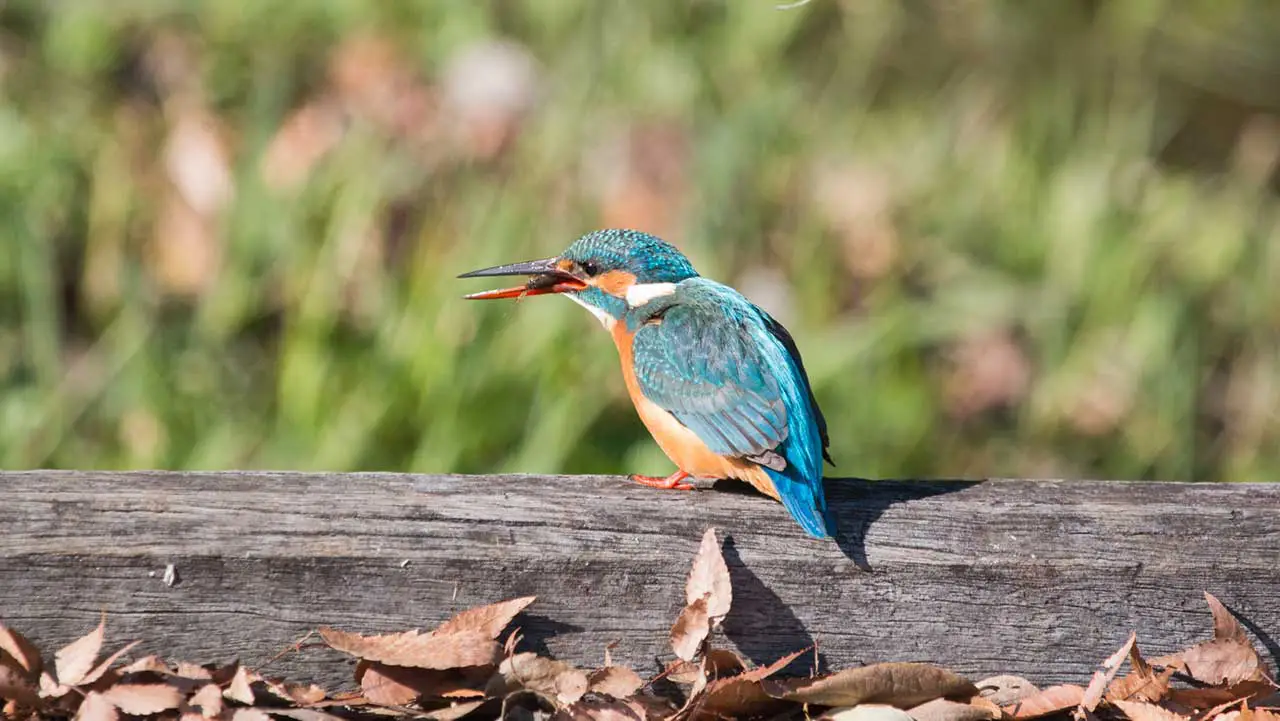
629,470,695,491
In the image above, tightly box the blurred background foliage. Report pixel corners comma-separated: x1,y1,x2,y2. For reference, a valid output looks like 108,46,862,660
3,0,1280,482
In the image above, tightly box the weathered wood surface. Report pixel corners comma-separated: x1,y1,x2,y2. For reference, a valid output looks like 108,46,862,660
2,471,1279,691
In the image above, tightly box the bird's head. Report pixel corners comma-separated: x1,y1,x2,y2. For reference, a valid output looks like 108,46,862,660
459,229,699,326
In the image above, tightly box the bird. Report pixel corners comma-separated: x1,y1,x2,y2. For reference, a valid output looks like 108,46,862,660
458,229,836,539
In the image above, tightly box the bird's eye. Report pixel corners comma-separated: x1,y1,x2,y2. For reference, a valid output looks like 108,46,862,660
580,261,599,276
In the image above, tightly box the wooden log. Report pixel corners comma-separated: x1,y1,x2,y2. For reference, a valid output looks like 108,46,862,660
2,471,1278,691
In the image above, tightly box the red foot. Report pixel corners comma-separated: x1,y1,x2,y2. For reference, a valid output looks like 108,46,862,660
629,470,695,491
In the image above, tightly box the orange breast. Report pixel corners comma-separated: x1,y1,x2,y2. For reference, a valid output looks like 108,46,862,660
610,323,778,500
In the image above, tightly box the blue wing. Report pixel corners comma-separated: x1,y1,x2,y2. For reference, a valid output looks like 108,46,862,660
630,280,833,538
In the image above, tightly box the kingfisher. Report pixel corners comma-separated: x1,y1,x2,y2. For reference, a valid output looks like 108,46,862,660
459,229,836,539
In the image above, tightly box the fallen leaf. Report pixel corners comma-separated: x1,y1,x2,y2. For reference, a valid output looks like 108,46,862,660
0,626,43,676
423,700,486,720
663,659,702,685
765,662,978,709
280,682,328,706
977,675,1039,707
1111,699,1189,721
55,619,106,686
688,674,786,721
39,670,70,698
1166,681,1277,710
101,683,184,715
359,663,423,706
230,709,272,721
434,597,536,640
320,627,501,670
189,683,224,717
743,648,812,683
493,652,588,707
1002,684,1086,720
225,666,256,705
76,691,118,721
554,697,648,720
1079,632,1137,713
1107,639,1174,705
588,665,645,699
704,649,749,678
670,597,710,662
1183,640,1265,686
80,641,141,687
270,710,352,721
686,529,732,622
824,705,917,721
176,662,213,680
119,656,170,675
0,662,41,707
1206,593,1248,643
909,697,998,721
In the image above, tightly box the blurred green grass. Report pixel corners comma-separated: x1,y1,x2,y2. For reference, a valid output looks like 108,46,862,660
2,0,1279,482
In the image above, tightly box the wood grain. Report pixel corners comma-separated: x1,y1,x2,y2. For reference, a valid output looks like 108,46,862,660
2,471,1278,691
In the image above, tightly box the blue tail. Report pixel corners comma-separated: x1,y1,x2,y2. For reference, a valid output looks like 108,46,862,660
765,465,833,540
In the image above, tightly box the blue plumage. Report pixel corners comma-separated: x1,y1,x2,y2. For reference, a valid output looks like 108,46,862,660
628,280,834,539
460,228,836,539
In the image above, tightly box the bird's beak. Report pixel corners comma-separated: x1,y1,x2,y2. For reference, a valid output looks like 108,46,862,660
458,257,589,300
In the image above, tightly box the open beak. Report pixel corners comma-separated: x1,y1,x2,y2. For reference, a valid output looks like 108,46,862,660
458,257,589,300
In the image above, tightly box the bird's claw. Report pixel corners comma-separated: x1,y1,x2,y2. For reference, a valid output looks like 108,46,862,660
628,472,695,491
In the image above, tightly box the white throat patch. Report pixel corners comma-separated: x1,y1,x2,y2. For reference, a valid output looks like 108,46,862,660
564,293,614,329
625,282,678,307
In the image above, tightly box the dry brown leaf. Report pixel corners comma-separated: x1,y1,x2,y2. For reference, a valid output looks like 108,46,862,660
189,683,224,717
1079,632,1137,713
1166,681,1277,710
76,691,118,721
1206,593,1249,643
670,597,710,662
101,683,184,715
1002,684,1085,720
686,528,732,622
119,655,170,675
689,675,787,721
359,663,423,706
1106,639,1172,704
225,666,256,705
0,626,43,676
704,649,748,678
279,682,328,706
555,697,648,720
39,670,70,698
588,665,645,699
1184,640,1265,686
663,658,702,685
765,662,977,709
0,662,41,707
977,675,1039,707
80,640,141,687
270,710,352,721
422,700,486,720
55,619,106,686
494,652,588,707
230,708,272,721
320,627,501,670
1111,699,1189,721
1108,665,1175,705
909,697,999,721
824,705,917,721
175,662,213,680
433,597,536,640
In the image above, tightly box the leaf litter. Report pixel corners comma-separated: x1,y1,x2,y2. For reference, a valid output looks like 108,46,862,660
1,535,1276,721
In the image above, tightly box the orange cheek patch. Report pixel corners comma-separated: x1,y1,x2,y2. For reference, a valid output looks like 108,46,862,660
594,269,636,296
